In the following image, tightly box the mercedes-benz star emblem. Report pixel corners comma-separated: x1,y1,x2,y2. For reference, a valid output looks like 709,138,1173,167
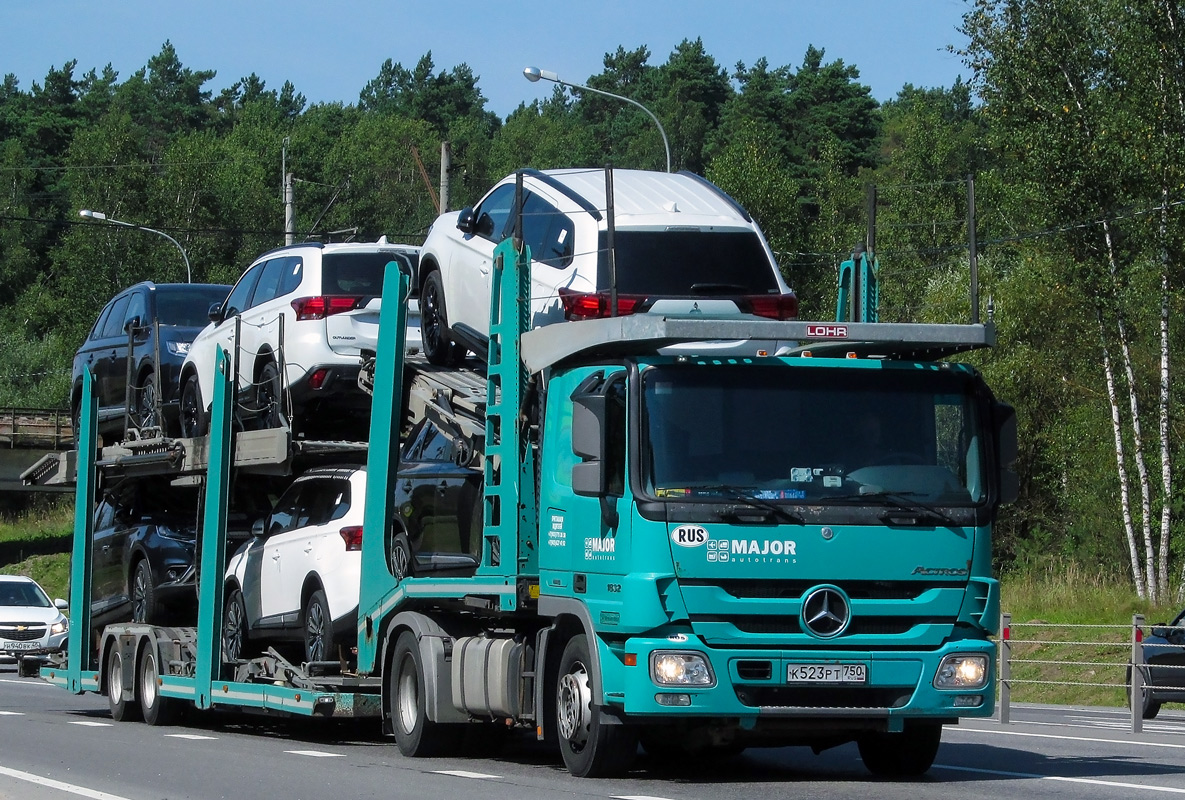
801,587,850,638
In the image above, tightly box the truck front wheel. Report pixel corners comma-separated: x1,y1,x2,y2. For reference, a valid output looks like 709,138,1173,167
857,721,942,776
389,631,460,757
555,635,637,778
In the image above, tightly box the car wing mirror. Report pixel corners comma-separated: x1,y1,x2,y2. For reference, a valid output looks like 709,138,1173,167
1151,625,1169,638
456,207,476,234
54,598,68,610
251,517,266,537
208,302,224,323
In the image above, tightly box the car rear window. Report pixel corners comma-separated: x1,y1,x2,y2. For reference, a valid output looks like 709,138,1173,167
322,252,408,296
156,286,232,326
597,230,781,295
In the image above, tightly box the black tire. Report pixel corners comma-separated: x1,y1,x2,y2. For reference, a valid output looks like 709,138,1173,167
389,630,461,757
16,657,39,678
421,271,465,366
179,374,207,438
304,589,332,663
135,373,160,431
256,360,285,430
138,645,181,726
130,559,160,624
106,645,140,722
555,635,638,778
1127,666,1162,720
389,531,414,581
857,721,942,777
222,588,250,662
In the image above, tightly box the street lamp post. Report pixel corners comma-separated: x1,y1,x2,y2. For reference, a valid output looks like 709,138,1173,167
523,66,671,173
78,209,192,283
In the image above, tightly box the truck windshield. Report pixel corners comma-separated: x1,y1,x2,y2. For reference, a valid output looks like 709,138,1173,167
641,364,986,506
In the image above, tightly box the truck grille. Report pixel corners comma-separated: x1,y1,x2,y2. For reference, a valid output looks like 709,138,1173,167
683,579,940,601
0,623,47,642
691,615,923,637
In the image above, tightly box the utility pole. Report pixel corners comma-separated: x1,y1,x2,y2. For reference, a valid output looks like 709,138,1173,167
283,137,295,245
968,175,979,324
440,142,451,214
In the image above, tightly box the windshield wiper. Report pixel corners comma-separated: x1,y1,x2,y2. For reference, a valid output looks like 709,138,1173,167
840,489,958,526
676,484,804,525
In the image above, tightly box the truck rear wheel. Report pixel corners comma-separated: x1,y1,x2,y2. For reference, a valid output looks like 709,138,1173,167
138,645,180,726
555,635,637,778
857,721,942,776
389,631,461,757
106,646,140,722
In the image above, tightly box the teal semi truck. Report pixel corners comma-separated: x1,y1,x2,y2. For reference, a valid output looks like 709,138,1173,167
42,192,1016,778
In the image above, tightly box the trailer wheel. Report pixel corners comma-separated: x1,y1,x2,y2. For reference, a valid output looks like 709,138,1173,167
857,721,942,777
138,645,180,726
16,657,38,678
106,646,140,722
389,631,460,757
555,635,637,778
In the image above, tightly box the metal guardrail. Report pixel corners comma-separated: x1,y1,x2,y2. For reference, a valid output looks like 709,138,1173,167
999,612,1185,733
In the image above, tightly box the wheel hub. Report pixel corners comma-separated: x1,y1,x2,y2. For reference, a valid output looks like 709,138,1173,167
557,661,592,746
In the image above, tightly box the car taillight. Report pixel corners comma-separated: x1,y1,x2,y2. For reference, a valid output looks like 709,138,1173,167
308,368,329,390
740,293,799,320
339,526,364,551
291,296,364,321
558,288,647,320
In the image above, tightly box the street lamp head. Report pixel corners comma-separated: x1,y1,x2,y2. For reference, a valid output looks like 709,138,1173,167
79,209,107,221
523,66,560,84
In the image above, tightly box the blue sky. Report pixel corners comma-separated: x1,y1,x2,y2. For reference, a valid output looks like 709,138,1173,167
5,1,972,118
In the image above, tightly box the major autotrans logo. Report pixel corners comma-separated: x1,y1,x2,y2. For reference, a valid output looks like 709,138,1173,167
672,526,797,565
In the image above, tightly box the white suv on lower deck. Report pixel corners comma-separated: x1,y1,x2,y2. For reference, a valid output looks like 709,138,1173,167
178,240,419,439
416,168,797,364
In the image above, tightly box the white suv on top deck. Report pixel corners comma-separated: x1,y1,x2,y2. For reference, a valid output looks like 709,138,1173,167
178,240,419,440
416,168,797,365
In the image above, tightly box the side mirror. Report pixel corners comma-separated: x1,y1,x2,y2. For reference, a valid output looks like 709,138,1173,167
456,207,476,235
54,598,68,610
251,517,266,537
123,316,143,336
208,302,224,323
995,402,1019,505
1151,625,1169,638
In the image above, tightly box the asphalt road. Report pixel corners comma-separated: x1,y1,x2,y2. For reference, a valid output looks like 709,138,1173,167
1,661,1183,800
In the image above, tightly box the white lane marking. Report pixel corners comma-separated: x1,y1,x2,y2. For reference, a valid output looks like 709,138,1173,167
954,725,1185,750
68,721,113,728
165,734,217,740
0,678,56,687
937,763,1185,794
0,764,134,800
284,750,345,758
434,770,501,779
1024,718,1185,735
614,796,678,800
0,711,24,716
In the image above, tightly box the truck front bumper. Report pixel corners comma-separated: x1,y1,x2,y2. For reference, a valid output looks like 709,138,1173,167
606,636,995,726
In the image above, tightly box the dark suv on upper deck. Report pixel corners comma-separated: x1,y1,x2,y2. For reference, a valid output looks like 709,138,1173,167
71,281,232,442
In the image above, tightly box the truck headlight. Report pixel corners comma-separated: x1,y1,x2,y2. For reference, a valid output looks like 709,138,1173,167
934,654,989,689
650,652,714,686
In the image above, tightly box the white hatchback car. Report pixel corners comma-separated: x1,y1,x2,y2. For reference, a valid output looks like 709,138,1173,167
416,168,797,364
179,240,419,439
222,465,364,664
0,575,69,677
